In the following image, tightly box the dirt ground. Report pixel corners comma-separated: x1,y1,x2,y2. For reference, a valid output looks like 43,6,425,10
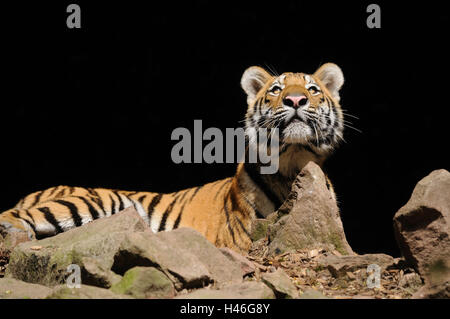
247,239,423,299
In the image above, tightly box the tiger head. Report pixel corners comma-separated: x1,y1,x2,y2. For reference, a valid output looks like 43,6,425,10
241,63,344,155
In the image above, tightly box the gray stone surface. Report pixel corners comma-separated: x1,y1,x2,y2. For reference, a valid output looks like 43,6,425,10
267,162,353,256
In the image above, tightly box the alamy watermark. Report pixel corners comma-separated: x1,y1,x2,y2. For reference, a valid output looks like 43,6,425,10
66,264,81,288
171,120,280,174
66,4,81,29
366,4,381,29
366,264,381,288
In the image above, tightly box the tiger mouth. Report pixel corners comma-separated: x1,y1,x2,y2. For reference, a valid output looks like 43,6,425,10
289,117,302,124
285,114,303,125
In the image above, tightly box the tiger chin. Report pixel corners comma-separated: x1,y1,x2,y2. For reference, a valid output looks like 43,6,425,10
0,63,345,253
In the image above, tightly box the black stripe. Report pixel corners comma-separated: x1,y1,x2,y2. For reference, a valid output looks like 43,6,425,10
76,196,100,220
16,198,25,208
278,144,290,156
109,194,118,214
158,194,181,231
213,179,232,201
54,187,67,198
113,191,125,212
88,196,105,216
302,144,320,157
30,191,44,207
147,194,162,220
54,199,83,227
331,103,339,129
235,179,264,218
257,115,267,127
223,203,247,252
243,163,282,208
87,188,97,197
227,189,251,239
177,189,190,204
11,211,37,235
173,201,187,230
25,211,35,223
37,207,64,234
137,194,146,203
234,215,251,239
188,186,203,203
47,186,60,197
87,189,105,214
126,191,139,197
223,201,237,246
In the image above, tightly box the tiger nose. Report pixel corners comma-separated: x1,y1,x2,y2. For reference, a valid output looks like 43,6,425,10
283,95,308,108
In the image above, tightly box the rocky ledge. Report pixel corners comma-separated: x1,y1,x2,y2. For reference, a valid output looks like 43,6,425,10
0,162,448,299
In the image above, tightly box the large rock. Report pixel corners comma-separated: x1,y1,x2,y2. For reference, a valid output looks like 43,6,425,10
110,266,175,298
393,169,450,294
115,228,243,289
267,162,353,256
0,277,52,299
6,208,244,292
261,268,298,298
219,247,256,277
6,207,147,287
175,281,275,299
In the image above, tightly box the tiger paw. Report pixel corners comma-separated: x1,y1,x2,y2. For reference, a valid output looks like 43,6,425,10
0,217,35,244
0,222,33,252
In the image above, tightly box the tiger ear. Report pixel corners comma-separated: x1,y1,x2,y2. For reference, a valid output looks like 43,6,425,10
314,63,344,101
241,66,273,104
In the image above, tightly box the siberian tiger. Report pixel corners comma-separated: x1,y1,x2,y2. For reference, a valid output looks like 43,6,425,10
0,63,345,252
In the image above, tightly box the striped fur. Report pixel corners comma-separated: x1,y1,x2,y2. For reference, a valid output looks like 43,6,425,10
0,63,345,252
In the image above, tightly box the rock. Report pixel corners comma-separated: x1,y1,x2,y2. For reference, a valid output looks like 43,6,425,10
393,169,450,274
219,247,256,277
0,277,52,299
411,258,449,299
175,281,275,299
412,281,450,299
0,231,30,277
6,207,148,287
393,169,450,296
317,254,395,278
297,289,329,299
261,268,298,298
47,285,132,299
115,228,243,290
6,209,242,292
80,256,123,288
398,272,422,289
110,266,175,298
0,231,30,251
267,162,353,256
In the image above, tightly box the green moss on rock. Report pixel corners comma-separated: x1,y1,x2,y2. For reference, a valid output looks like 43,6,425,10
110,266,174,299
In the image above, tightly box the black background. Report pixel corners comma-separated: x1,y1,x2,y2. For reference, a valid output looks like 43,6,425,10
2,1,449,256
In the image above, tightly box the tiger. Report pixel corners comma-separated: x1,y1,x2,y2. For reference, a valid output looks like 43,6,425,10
0,63,345,253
